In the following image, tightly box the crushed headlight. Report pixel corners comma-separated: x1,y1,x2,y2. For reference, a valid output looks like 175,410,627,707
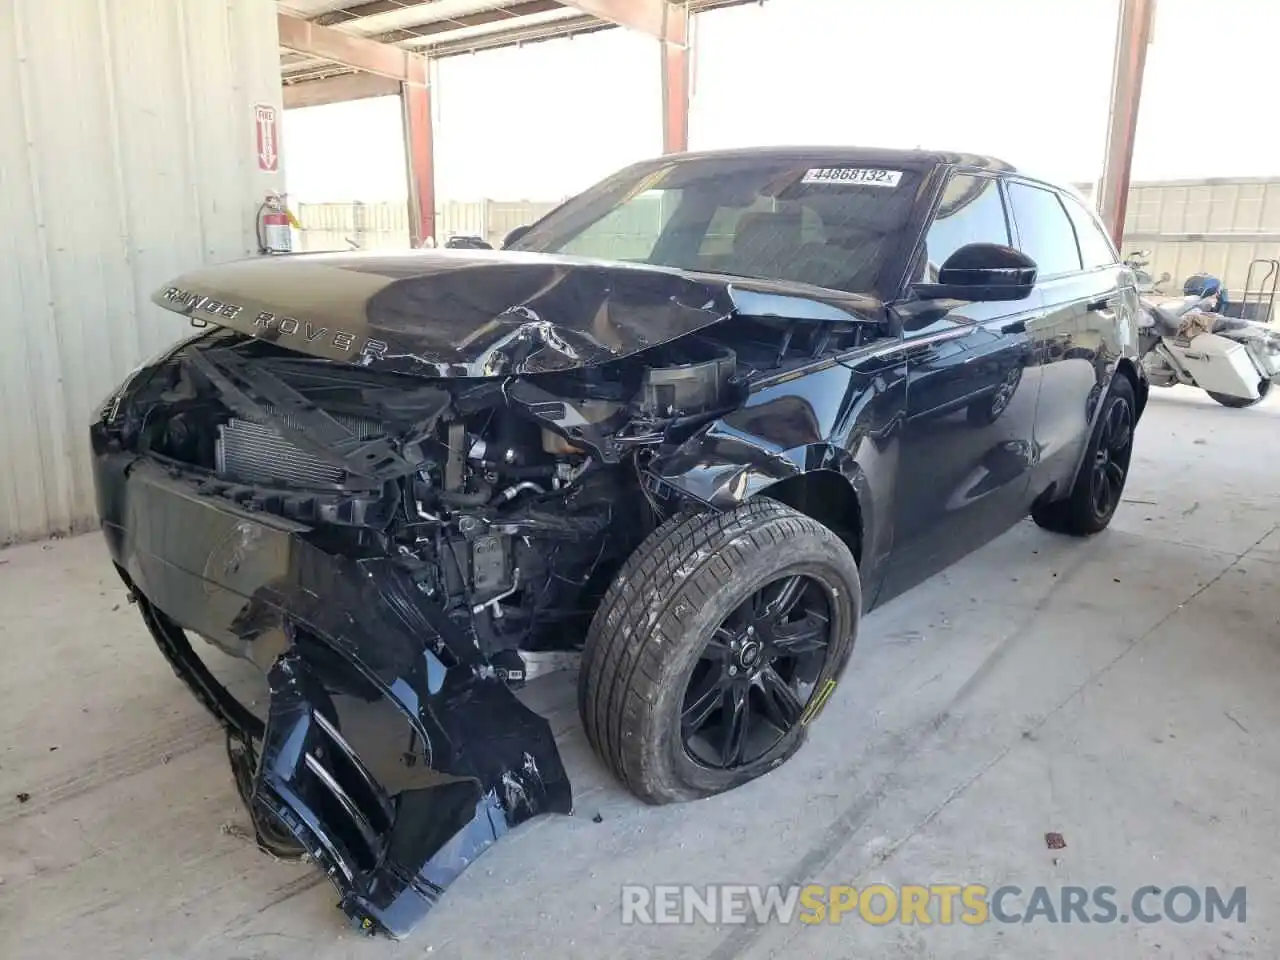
94,329,211,425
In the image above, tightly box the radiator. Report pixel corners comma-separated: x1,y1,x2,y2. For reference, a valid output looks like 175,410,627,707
215,408,380,487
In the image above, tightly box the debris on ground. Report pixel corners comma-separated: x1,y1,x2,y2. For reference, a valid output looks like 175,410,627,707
1224,711,1249,734
1123,497,1157,505
592,812,603,824
1045,832,1066,850
15,792,30,804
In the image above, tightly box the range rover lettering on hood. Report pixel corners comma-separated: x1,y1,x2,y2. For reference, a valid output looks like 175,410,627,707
162,286,390,361
151,250,881,379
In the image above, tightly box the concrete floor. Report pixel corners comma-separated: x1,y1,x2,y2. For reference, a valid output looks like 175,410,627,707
2,385,1278,959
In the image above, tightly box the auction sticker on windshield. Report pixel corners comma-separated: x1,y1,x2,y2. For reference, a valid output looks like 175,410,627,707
802,168,903,187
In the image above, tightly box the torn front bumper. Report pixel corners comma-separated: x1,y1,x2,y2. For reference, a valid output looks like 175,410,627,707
93,447,572,938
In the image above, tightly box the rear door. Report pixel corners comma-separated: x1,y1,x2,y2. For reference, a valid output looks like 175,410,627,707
1006,181,1135,500
879,172,1045,604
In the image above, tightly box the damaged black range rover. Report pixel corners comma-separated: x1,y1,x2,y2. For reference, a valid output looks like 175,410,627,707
93,148,1145,937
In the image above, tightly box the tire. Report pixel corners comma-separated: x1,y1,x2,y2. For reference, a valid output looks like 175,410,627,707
1032,374,1136,537
578,500,860,805
1207,379,1271,408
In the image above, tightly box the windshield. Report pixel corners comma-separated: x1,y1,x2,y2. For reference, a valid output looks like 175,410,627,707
512,156,926,299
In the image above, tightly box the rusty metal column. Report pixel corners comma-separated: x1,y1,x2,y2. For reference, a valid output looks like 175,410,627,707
1097,0,1156,244
401,58,436,248
661,4,690,154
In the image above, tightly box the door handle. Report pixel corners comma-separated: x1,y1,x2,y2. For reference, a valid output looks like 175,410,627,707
1086,297,1113,312
1000,320,1026,334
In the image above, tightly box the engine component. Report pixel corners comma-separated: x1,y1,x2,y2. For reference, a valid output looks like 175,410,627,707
498,481,545,503
472,568,521,618
540,399,620,455
640,341,736,417
444,422,467,491
216,408,379,486
470,533,512,594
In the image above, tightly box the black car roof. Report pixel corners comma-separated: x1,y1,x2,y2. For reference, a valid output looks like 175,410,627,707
657,146,1016,175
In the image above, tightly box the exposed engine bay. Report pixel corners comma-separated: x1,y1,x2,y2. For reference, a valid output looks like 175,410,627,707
107,323,834,677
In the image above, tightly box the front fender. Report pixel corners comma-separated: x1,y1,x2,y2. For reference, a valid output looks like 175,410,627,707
649,360,904,606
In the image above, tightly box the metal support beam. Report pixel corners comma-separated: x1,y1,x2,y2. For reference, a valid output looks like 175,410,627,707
661,5,690,153
316,0,436,26
559,0,674,41
375,0,567,44
401,62,436,248
282,72,402,109
277,11,422,81
1097,0,1156,244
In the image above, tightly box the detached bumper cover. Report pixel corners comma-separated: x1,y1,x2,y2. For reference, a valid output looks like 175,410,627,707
94,447,571,938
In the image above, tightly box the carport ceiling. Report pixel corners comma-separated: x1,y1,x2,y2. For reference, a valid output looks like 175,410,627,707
278,0,759,85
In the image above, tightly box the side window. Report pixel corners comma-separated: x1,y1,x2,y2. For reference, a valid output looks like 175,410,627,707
1060,193,1119,269
920,174,1009,280
1006,182,1083,277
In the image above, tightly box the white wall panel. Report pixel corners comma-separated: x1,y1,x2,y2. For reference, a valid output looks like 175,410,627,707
0,0,283,544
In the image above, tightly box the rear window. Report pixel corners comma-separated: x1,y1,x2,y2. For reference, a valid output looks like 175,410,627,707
1061,192,1119,269
515,157,926,298
1007,182,1083,277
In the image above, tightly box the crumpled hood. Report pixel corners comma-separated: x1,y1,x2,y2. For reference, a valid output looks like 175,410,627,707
153,249,881,378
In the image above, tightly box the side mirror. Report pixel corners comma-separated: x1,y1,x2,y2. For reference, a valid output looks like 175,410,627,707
503,224,532,249
913,243,1037,302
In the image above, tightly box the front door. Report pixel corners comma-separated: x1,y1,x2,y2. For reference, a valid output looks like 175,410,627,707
878,172,1044,604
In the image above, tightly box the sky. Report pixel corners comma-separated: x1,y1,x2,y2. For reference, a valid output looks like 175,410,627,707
282,0,1280,204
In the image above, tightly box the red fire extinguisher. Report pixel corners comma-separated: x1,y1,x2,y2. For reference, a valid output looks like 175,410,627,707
257,192,296,255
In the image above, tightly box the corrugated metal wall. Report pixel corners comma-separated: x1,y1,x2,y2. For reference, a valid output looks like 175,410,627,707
1078,178,1280,306
0,0,284,545
293,199,561,252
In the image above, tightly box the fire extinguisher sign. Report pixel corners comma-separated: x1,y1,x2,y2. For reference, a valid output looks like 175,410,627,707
254,103,279,172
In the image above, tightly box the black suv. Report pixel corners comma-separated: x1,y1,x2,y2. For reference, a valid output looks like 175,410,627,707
92,147,1145,937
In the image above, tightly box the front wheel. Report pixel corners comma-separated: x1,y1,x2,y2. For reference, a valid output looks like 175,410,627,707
578,500,860,805
1207,379,1271,408
1032,374,1136,537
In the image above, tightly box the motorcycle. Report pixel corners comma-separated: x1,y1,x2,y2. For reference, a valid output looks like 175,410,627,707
1124,250,1171,294
1139,273,1280,407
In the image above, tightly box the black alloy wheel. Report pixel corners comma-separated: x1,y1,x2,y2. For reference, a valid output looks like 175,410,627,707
680,573,834,770
1031,373,1137,537
578,499,861,804
1089,389,1133,520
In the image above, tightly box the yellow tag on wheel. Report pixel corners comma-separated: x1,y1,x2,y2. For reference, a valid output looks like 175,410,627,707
800,679,838,727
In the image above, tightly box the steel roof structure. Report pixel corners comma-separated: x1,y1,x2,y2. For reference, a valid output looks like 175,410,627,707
275,0,763,247
274,0,1152,251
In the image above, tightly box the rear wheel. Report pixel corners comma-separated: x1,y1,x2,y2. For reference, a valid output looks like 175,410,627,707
1032,374,1136,537
1207,379,1271,408
578,500,860,805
